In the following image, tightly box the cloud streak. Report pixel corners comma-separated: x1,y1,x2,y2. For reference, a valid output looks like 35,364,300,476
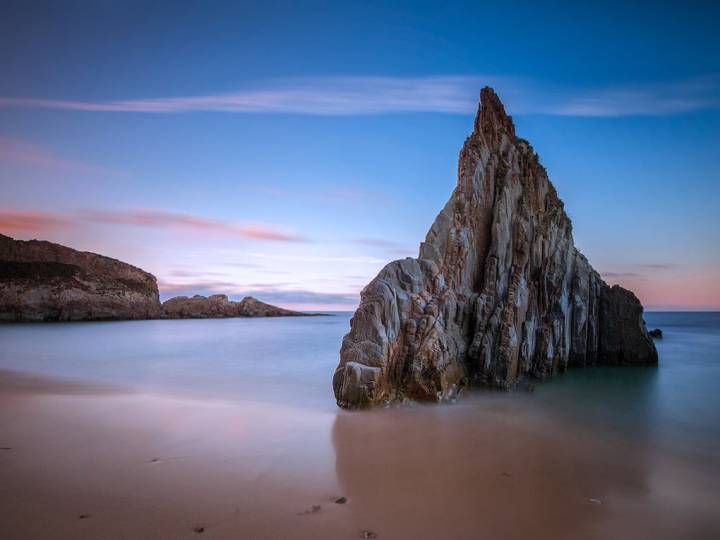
1,75,718,117
0,209,73,234
0,208,306,242
80,209,307,242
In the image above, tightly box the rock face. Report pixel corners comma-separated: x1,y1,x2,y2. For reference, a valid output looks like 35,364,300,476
333,88,658,409
0,234,161,321
0,234,315,322
161,294,310,318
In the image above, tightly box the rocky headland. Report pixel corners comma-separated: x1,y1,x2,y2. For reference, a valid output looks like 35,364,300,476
161,294,310,318
333,87,658,409
0,234,314,321
0,233,160,321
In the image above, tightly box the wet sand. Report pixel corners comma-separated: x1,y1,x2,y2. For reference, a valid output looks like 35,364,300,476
0,370,718,539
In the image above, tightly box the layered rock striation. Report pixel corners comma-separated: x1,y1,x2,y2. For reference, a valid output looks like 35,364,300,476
0,233,160,321
161,294,310,318
333,88,657,409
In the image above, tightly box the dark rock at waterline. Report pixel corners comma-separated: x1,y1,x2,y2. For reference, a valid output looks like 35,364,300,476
0,234,160,322
648,328,663,339
333,87,657,409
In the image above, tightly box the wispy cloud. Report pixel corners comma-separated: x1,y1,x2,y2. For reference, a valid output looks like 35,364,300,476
551,77,720,117
157,279,241,295
1,75,718,117
0,209,73,234
601,271,644,279
635,263,678,270
0,76,485,115
0,208,306,242
601,263,681,281
247,252,385,264
0,136,124,176
80,209,307,242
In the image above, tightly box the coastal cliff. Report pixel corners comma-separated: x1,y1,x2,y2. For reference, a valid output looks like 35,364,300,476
161,294,310,318
333,88,658,409
0,234,313,321
0,233,160,321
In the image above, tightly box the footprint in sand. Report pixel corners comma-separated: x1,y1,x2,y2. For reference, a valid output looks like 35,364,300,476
297,504,321,515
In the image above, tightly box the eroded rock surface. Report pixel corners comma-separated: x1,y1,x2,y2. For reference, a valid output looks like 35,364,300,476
161,294,310,318
333,87,657,409
0,234,160,321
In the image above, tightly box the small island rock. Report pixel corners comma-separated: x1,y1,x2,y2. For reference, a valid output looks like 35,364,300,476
161,294,310,318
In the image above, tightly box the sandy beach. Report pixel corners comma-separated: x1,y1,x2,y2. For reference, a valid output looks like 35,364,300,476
1,369,717,540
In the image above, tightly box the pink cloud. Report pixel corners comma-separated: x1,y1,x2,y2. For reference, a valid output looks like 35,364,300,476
0,209,73,234
0,136,124,177
0,208,306,243
80,209,307,242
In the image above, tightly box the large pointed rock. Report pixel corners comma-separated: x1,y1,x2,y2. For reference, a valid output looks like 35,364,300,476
333,88,657,409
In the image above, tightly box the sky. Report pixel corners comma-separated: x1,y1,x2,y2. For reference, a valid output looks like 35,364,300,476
0,0,719,310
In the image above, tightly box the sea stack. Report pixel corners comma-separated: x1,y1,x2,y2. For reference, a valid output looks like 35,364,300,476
333,87,658,409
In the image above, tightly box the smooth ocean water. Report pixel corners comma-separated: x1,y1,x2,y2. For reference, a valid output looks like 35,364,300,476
0,311,718,464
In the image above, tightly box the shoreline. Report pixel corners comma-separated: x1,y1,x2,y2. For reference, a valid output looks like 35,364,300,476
0,312,334,325
1,370,718,539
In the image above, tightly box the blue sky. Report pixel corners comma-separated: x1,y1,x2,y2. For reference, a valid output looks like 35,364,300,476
1,0,719,309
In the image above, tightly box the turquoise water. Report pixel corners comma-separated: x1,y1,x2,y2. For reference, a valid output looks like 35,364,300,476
0,311,718,465
0,314,347,408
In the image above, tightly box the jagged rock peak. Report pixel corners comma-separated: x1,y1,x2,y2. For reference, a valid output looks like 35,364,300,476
474,86,516,139
333,87,657,409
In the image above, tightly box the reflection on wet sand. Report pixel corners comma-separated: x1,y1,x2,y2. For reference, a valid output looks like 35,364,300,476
332,391,718,540
1,369,718,539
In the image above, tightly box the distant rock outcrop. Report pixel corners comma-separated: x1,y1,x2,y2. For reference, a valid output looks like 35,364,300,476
333,88,658,409
0,233,160,321
161,294,310,318
0,234,315,322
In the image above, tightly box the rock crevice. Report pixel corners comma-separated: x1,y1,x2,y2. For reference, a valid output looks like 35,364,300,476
333,87,657,408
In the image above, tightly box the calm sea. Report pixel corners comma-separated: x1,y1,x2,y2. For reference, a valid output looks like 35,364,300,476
0,311,718,464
